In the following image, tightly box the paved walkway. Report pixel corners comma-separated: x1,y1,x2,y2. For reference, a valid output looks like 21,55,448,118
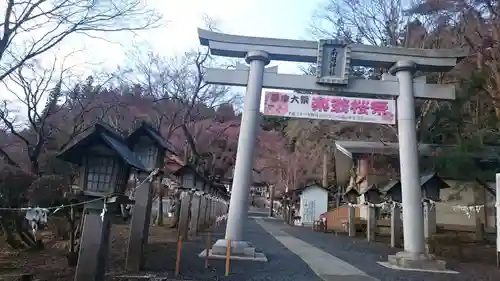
142,216,322,281
134,213,500,281
256,218,379,281
263,219,500,281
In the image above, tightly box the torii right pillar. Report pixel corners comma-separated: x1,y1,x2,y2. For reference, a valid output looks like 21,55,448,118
387,61,446,270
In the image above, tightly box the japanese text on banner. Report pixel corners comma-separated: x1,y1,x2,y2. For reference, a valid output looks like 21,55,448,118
263,91,396,125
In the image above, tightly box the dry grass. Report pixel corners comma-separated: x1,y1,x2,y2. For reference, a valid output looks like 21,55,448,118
0,218,178,281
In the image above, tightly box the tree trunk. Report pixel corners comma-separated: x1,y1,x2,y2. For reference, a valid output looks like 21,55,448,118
322,153,328,187
29,154,40,176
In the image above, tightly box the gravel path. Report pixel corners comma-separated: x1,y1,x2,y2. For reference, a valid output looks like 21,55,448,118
143,217,322,281
270,220,500,281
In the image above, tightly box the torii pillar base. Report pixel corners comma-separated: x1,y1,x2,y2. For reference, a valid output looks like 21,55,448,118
198,240,268,262
386,252,447,271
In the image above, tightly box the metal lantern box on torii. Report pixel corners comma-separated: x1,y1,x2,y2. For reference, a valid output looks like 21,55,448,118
57,123,149,281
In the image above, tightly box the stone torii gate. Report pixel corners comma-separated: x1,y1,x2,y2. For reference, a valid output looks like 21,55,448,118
198,28,467,269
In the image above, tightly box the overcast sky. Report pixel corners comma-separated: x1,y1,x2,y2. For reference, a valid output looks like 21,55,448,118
61,0,324,74
3,0,326,111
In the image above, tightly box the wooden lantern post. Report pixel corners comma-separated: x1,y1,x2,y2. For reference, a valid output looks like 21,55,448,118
189,175,206,235
198,181,210,230
173,165,198,240
343,187,360,237
125,122,173,271
206,182,215,225
360,185,382,242
381,180,403,248
420,173,450,243
57,123,147,281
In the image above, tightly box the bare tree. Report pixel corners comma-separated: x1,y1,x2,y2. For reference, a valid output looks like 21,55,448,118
408,0,500,118
114,43,241,224
0,0,162,82
0,58,66,174
311,0,409,45
0,100,21,168
122,46,240,163
0,56,123,174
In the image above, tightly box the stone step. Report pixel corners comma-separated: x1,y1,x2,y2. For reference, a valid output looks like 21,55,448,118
109,273,189,281
387,253,447,271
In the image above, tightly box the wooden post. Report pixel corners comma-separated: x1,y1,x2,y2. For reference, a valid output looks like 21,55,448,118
423,201,436,251
126,180,154,271
348,205,356,237
199,196,207,230
390,203,402,248
175,236,183,276
205,231,212,268
74,201,112,281
366,205,376,242
189,194,201,235
205,197,212,225
177,191,192,240
225,240,232,276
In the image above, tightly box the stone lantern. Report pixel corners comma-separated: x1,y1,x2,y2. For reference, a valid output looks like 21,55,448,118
57,123,148,281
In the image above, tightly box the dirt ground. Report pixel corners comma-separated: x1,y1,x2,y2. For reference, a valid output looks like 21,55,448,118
0,219,178,281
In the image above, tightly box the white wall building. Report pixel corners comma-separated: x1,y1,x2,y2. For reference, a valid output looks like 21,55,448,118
298,183,329,226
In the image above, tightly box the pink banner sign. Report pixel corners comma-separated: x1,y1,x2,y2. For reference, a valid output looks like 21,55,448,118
263,92,396,125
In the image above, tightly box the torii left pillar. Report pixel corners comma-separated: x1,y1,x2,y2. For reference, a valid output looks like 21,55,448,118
201,50,269,262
